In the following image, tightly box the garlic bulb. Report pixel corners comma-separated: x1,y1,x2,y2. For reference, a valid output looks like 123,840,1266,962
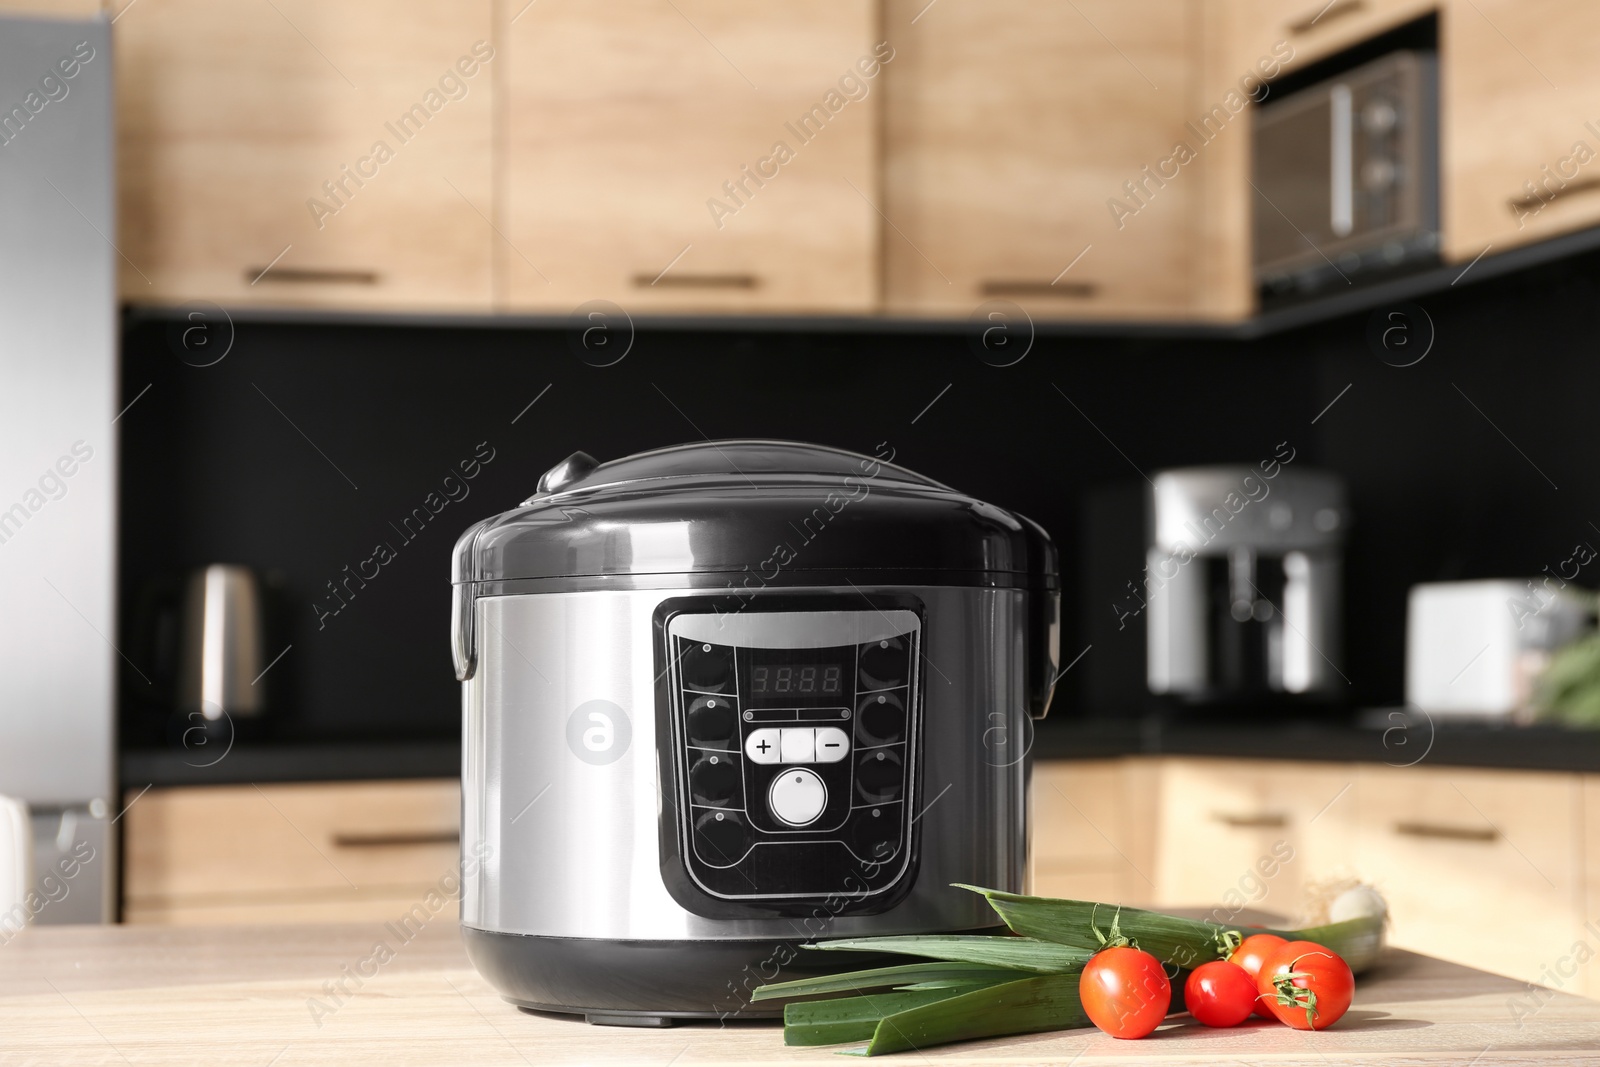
1329,883,1388,924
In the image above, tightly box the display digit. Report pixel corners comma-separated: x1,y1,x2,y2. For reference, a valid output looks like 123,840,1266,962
799,666,816,693
823,665,841,694
752,665,768,694
775,666,792,693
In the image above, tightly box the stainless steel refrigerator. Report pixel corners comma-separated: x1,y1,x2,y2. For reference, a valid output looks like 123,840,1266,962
0,13,116,923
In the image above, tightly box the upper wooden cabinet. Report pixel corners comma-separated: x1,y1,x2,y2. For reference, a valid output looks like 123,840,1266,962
1234,0,1439,66
499,0,880,314
0,0,104,14
103,1,1600,319
115,0,494,311
1440,0,1600,259
881,1,1197,321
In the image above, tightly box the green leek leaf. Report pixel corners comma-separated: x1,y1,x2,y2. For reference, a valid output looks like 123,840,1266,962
859,972,1088,1056
751,961,1022,1003
809,934,1091,974
782,981,1012,1046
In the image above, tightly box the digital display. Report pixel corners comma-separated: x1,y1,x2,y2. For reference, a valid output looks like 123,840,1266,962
751,663,843,696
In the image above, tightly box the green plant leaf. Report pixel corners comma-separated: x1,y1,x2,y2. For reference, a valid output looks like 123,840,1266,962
751,961,1023,1003
955,887,1243,972
781,981,1014,1046
809,934,1091,974
957,886,1386,975
859,972,1088,1056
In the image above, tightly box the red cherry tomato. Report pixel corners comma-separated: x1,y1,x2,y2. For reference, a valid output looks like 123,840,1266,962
1256,940,1354,1031
1228,933,1288,1019
1183,960,1258,1028
1080,946,1171,1039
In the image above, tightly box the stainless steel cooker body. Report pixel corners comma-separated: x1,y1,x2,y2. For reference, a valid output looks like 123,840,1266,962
451,441,1059,1026
462,584,1029,939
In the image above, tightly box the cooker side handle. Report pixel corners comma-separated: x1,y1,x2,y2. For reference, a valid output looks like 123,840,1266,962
1028,588,1060,719
451,520,488,682
1020,514,1061,720
451,582,476,682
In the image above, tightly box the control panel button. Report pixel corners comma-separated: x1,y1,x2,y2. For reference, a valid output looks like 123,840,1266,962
745,728,781,764
855,747,904,802
779,727,815,764
689,754,740,806
694,810,749,865
859,636,910,690
853,807,900,862
680,641,733,692
856,691,905,746
769,768,828,827
814,727,850,763
687,695,736,748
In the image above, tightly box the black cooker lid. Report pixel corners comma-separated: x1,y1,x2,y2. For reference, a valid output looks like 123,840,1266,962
451,440,1058,587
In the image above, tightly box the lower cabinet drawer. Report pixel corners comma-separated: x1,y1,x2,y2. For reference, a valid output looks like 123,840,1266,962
1356,765,1584,986
123,780,461,924
1152,758,1355,923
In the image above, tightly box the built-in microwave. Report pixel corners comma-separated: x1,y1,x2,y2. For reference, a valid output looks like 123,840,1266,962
1252,50,1438,302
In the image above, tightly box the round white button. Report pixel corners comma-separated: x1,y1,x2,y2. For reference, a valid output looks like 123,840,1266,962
768,768,827,827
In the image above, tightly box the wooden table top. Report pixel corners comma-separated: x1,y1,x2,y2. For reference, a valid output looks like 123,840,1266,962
4,920,1599,1065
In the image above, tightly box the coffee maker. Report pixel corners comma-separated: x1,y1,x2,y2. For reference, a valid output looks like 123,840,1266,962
1143,465,1347,702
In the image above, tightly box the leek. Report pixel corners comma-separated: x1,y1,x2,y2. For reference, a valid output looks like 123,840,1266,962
755,884,1388,1055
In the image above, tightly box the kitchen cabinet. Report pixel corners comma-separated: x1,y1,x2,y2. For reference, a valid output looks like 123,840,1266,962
122,779,461,924
1355,764,1584,988
1034,756,1591,991
0,0,104,14
1439,0,1600,259
1152,757,1357,921
1237,0,1439,67
880,0,1197,321
1029,760,1157,906
500,0,880,314
1584,777,1600,998
114,0,494,311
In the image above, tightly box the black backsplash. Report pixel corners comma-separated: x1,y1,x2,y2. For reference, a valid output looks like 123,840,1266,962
116,249,1600,745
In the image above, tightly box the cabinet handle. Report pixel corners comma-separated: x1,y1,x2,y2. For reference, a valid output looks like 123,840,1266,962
331,830,460,848
1393,821,1498,843
244,266,380,285
980,280,1098,299
1508,176,1600,213
1210,812,1288,829
631,272,759,289
1287,0,1365,34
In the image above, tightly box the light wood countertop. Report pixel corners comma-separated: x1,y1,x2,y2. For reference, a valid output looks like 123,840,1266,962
4,920,1599,1065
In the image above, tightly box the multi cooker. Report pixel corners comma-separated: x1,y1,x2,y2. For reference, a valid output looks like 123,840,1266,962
450,440,1059,1026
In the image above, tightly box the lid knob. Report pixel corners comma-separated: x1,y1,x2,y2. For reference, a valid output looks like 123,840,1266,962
533,450,600,497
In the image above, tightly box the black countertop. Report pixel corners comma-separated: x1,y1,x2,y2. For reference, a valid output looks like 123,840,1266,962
1030,713,1600,773
119,713,1600,789
120,740,462,788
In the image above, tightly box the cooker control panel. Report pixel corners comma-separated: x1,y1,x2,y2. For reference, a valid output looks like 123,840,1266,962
662,605,922,906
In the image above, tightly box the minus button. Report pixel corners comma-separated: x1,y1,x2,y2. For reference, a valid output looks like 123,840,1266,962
815,726,850,763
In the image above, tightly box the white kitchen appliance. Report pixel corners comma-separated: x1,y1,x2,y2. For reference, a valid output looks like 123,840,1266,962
1406,580,1595,720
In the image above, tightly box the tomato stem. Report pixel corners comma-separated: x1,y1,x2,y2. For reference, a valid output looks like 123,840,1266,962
1090,904,1137,951
1271,970,1320,1028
